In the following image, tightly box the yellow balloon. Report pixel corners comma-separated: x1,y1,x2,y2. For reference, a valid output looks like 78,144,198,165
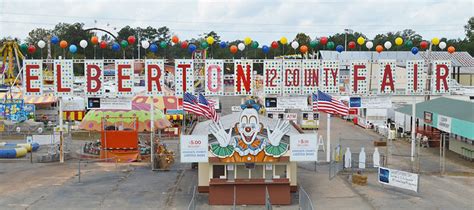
280,37,288,45
244,37,252,45
206,36,215,45
395,37,403,46
357,37,365,45
431,37,440,46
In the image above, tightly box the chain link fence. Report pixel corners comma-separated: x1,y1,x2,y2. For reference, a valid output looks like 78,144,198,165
298,186,314,210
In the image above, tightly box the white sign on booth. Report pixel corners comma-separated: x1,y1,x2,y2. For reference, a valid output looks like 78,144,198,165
437,114,452,133
180,135,208,163
290,134,318,161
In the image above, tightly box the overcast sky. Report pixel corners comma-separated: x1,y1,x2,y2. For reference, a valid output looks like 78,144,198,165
0,0,472,43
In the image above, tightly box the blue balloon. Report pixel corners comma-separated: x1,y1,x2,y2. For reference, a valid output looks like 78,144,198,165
188,44,197,53
51,36,59,44
219,41,227,48
411,47,419,55
69,44,77,54
112,43,120,52
262,45,270,54
150,44,158,53
336,45,344,53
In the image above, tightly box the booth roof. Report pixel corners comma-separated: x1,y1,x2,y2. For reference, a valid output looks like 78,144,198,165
395,97,474,123
191,112,301,136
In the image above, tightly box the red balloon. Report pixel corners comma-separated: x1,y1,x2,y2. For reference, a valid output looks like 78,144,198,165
271,41,279,49
447,46,455,54
27,45,36,54
180,41,188,49
420,41,428,49
172,35,179,44
127,36,136,45
348,41,356,49
300,45,308,54
376,45,383,53
320,37,328,45
230,45,238,54
99,41,107,49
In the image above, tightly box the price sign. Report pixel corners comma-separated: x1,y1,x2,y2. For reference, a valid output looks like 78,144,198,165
180,135,208,163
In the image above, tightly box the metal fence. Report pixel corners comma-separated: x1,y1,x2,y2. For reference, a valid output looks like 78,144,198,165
187,186,197,210
299,187,314,210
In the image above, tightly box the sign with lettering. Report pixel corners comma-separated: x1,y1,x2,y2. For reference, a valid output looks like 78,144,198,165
263,60,282,95
283,60,302,95
431,60,451,94
437,114,451,132
301,60,320,95
350,60,368,95
290,134,318,161
84,60,104,96
23,60,43,96
234,59,253,95
321,60,339,94
145,59,164,96
378,167,419,192
115,59,134,97
54,60,73,96
180,135,208,163
378,60,396,94
406,60,425,95
205,60,224,95
175,59,194,95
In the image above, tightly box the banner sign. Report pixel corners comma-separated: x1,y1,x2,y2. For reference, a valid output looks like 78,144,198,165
437,114,452,132
23,59,43,96
350,60,368,95
276,96,308,110
378,60,396,94
321,60,339,94
23,59,454,97
181,135,208,163
234,59,253,95
263,60,282,95
145,59,164,96
349,97,362,108
378,167,419,192
205,60,224,95
290,134,318,161
431,60,451,94
406,60,426,95
283,60,302,95
85,60,104,96
54,60,73,96
301,60,320,95
175,59,194,96
87,97,132,110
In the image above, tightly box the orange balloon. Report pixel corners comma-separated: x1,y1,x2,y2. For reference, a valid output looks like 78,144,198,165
376,45,383,53
300,45,308,54
91,36,99,45
447,46,455,54
171,35,179,44
230,45,238,54
60,40,68,49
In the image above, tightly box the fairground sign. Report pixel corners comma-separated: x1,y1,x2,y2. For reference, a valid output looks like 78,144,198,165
23,59,452,97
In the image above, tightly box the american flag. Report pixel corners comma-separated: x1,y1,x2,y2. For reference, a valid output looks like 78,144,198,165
183,92,203,116
198,93,219,122
312,90,349,116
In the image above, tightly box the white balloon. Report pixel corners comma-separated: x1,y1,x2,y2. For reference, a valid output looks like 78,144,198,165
291,41,299,49
37,40,46,49
141,40,150,49
365,41,373,49
439,41,446,50
384,41,392,50
238,43,245,51
80,40,88,49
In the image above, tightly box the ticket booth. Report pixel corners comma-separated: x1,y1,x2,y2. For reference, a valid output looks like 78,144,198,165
300,112,319,130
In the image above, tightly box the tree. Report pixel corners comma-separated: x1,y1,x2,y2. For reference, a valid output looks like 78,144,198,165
26,28,51,44
138,26,158,42
157,26,171,42
464,17,474,42
294,33,311,46
117,25,136,41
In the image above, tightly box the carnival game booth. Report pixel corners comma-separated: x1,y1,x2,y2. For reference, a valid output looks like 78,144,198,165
190,107,310,205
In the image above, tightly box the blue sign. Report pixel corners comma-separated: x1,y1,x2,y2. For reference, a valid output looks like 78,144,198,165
378,167,390,183
349,97,361,108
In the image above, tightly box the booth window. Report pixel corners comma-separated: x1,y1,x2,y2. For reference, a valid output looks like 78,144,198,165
303,113,309,120
212,165,225,178
236,164,249,179
274,165,287,179
278,114,284,119
313,113,319,119
250,165,264,179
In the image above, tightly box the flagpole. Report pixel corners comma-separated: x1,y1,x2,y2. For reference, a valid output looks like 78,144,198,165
326,113,331,162
150,95,155,170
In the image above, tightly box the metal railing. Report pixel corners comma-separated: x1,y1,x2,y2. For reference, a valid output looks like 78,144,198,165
299,187,314,210
187,186,197,210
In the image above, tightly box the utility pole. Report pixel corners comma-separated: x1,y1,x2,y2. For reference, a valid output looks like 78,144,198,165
344,29,353,52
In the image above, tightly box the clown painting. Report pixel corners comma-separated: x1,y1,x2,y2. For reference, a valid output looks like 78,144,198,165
209,105,290,162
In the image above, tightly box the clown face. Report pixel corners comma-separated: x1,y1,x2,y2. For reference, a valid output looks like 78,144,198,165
237,108,262,145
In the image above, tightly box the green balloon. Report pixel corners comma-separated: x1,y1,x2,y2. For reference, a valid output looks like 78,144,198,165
405,40,413,48
251,41,259,49
20,43,28,51
310,40,318,48
201,41,209,49
160,41,167,49
120,40,128,48
327,41,335,49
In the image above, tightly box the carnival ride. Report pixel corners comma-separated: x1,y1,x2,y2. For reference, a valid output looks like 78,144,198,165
0,40,25,86
0,142,40,158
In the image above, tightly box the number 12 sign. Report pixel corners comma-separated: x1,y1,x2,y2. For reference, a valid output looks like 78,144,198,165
180,135,208,163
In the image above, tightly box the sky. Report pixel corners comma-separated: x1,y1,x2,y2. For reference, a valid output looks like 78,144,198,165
0,0,472,44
